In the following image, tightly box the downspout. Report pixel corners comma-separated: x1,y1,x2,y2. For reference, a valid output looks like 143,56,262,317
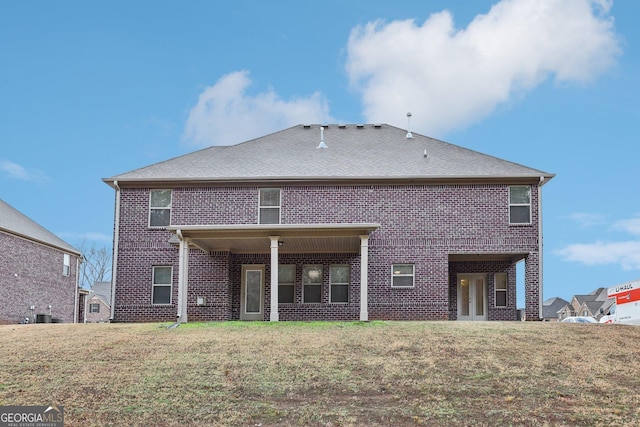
73,255,81,323
110,180,121,321
538,176,545,320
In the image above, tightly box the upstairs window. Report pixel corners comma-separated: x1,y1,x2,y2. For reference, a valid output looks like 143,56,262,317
495,273,507,307
391,264,414,288
89,303,100,313
259,188,280,224
63,254,70,276
149,189,172,227
152,266,172,305
509,186,531,224
278,265,295,304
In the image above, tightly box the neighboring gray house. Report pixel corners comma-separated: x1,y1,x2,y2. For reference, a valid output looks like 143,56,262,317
0,198,82,323
557,287,610,321
542,297,570,322
104,124,554,323
84,281,112,323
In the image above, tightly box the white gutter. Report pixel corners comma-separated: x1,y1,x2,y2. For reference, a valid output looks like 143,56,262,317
109,180,121,321
538,176,545,320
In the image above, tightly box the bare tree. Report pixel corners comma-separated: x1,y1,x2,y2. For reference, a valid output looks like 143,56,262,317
76,241,112,289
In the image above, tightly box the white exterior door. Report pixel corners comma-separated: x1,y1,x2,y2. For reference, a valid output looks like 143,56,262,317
240,265,265,321
457,274,487,321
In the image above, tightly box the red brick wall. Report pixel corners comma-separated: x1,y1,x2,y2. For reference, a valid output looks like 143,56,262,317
0,231,79,323
112,183,540,322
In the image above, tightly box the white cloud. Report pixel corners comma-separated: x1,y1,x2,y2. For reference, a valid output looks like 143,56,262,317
568,212,608,228
614,216,640,236
556,241,640,270
0,160,48,183
557,213,640,270
183,71,334,146
345,0,621,136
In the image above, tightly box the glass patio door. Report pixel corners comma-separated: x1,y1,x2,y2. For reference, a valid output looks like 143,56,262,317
240,265,264,320
457,274,487,321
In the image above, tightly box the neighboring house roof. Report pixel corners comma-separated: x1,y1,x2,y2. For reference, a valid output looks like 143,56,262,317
104,124,554,185
573,287,608,306
542,297,569,319
87,293,110,307
90,281,112,305
0,198,80,255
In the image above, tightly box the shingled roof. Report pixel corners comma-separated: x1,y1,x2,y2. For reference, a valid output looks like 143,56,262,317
0,198,81,255
104,124,554,185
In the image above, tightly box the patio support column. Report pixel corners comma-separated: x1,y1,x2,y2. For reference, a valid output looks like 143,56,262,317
269,236,279,322
360,235,369,321
176,231,190,323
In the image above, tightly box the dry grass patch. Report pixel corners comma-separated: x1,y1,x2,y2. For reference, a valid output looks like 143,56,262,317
1,321,639,426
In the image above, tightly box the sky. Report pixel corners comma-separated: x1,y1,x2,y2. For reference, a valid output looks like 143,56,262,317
1,0,639,306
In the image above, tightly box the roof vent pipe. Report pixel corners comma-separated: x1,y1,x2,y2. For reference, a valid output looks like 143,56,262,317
405,112,414,139
317,126,328,149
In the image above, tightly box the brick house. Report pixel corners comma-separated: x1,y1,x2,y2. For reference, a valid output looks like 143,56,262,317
557,287,610,321
84,281,111,323
0,198,82,324
104,124,554,323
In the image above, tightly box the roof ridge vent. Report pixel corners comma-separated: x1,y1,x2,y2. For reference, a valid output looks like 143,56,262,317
317,126,328,149
405,112,414,139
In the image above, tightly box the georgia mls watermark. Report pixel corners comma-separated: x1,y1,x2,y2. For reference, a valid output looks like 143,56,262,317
0,406,64,427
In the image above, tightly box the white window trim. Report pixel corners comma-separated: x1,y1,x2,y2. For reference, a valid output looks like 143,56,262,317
149,189,172,228
494,272,508,307
391,264,415,289
302,264,322,304
258,188,281,225
89,303,100,313
152,266,173,305
330,265,350,304
278,264,295,304
509,186,532,225
63,254,71,276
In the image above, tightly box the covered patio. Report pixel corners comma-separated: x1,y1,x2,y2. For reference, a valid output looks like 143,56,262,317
166,223,380,322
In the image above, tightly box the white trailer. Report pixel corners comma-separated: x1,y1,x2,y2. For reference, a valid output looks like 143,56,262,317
600,279,640,325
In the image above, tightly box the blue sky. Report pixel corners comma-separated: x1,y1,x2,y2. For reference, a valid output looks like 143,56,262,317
1,0,638,306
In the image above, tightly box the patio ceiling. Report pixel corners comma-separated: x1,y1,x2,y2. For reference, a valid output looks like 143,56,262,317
166,223,380,254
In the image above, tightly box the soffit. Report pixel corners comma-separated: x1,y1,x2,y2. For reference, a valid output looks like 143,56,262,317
166,223,380,254
448,253,528,263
